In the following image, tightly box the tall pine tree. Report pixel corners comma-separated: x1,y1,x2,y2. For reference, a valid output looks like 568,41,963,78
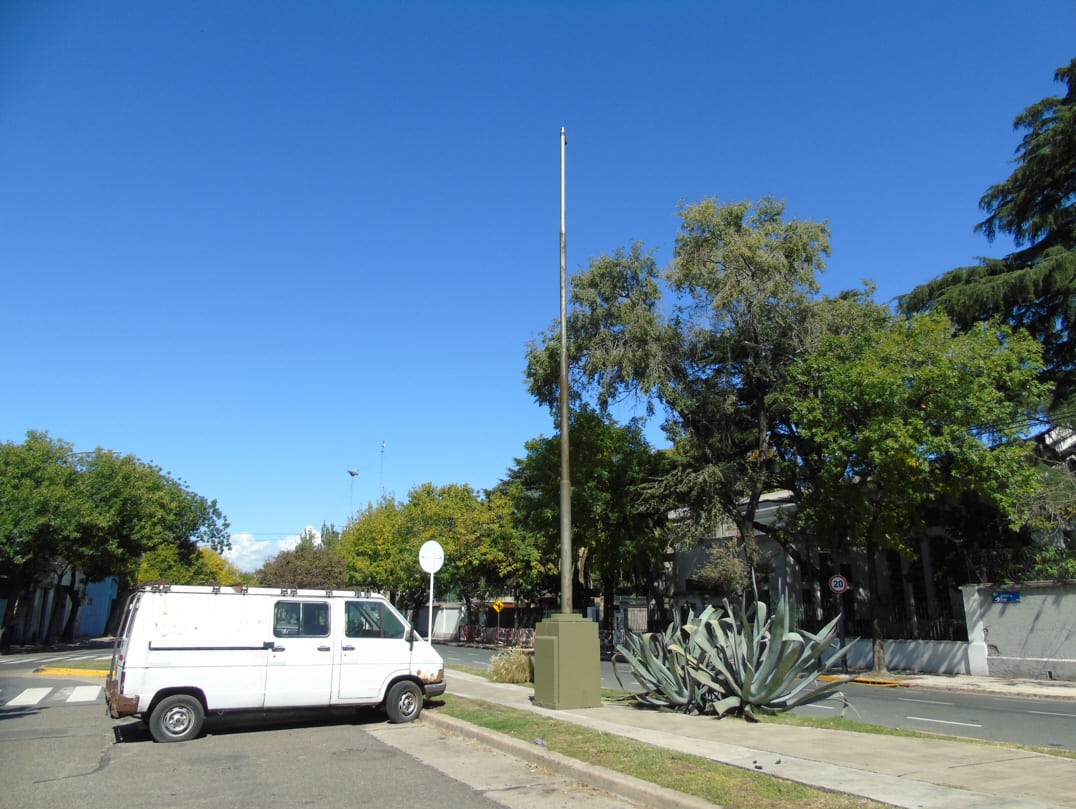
900,57,1076,418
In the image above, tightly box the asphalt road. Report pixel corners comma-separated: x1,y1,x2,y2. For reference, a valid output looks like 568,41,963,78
5,644,1074,753
0,660,642,809
807,681,1076,751
436,643,1076,751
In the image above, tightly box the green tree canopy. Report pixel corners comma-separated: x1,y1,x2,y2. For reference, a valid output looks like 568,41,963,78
140,545,253,586
502,406,670,624
899,57,1076,416
0,430,230,644
784,312,1047,670
256,543,348,589
526,197,830,572
337,484,550,623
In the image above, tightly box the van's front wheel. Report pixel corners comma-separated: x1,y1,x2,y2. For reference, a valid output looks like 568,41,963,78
149,694,205,742
385,681,422,723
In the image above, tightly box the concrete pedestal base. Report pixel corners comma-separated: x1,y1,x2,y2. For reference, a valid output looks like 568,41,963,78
533,613,601,709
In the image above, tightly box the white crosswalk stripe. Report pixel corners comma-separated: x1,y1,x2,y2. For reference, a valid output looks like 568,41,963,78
1,685,103,707
4,687,51,706
68,685,102,702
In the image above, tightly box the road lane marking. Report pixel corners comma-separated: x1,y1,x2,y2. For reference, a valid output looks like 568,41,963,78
1028,709,1076,719
898,697,953,705
67,686,101,703
908,715,982,728
4,687,51,707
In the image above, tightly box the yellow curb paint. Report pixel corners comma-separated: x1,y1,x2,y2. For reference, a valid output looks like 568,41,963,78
818,674,906,687
34,667,110,677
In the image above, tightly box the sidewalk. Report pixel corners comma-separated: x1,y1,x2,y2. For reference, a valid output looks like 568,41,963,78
426,671,1076,809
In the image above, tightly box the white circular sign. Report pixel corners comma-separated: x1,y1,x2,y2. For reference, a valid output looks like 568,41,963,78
829,574,849,595
419,540,444,574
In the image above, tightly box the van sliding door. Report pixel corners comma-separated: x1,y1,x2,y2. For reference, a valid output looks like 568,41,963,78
264,600,334,708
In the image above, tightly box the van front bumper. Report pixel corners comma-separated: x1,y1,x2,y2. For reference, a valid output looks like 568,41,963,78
424,679,447,698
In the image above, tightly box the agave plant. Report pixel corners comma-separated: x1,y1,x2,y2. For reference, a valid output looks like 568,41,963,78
615,593,855,721
612,609,702,711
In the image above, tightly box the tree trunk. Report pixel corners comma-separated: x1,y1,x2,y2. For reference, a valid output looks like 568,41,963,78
0,586,22,650
105,584,134,636
601,574,616,630
61,582,83,642
865,534,888,674
46,573,70,643
736,518,761,576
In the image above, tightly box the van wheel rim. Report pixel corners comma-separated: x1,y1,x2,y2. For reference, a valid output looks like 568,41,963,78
164,706,193,734
398,691,417,716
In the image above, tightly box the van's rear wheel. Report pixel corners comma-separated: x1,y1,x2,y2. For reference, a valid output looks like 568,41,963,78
385,681,422,723
149,694,204,742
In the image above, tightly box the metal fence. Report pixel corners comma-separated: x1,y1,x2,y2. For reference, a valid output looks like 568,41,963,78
456,624,631,655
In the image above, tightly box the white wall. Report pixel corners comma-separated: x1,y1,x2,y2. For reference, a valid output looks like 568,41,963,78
961,581,1076,681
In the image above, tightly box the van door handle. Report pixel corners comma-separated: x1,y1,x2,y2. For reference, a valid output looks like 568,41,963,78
271,645,285,652
342,645,355,651
318,645,331,652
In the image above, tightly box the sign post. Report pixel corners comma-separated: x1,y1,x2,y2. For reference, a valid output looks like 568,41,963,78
829,573,850,673
419,540,444,642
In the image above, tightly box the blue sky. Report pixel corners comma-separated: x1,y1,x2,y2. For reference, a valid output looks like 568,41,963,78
2,1,1073,571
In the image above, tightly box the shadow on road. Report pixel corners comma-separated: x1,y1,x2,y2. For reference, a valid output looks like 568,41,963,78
111,703,431,744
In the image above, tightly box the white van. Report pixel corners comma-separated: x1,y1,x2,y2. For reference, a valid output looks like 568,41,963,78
105,584,446,742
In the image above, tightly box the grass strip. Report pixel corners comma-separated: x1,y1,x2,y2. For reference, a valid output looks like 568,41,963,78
445,666,1074,761
435,694,889,809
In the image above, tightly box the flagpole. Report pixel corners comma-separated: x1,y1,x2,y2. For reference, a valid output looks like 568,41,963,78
533,126,599,711
558,126,572,615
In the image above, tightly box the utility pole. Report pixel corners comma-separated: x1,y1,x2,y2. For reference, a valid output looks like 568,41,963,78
558,125,572,615
533,126,600,710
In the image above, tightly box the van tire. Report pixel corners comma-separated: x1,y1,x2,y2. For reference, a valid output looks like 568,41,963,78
149,694,205,742
385,681,422,723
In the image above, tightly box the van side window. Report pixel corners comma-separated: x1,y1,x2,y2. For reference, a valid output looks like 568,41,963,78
345,601,407,640
273,601,330,637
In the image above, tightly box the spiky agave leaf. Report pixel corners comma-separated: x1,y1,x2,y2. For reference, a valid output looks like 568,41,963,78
614,628,697,710
618,591,857,719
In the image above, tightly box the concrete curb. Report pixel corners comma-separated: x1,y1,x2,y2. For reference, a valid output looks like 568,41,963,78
421,710,721,809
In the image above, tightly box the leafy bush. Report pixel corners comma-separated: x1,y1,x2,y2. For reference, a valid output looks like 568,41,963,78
488,647,534,683
614,593,854,721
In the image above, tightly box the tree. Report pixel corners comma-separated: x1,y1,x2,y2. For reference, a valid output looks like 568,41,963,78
692,543,749,597
0,432,81,644
338,495,408,597
475,486,556,621
337,485,551,627
503,406,671,625
899,57,1076,416
320,521,341,550
784,312,1047,671
256,544,348,589
139,545,253,586
526,197,830,575
0,431,230,645
296,526,320,549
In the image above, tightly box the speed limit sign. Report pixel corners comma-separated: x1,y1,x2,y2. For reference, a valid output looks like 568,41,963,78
829,574,849,594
